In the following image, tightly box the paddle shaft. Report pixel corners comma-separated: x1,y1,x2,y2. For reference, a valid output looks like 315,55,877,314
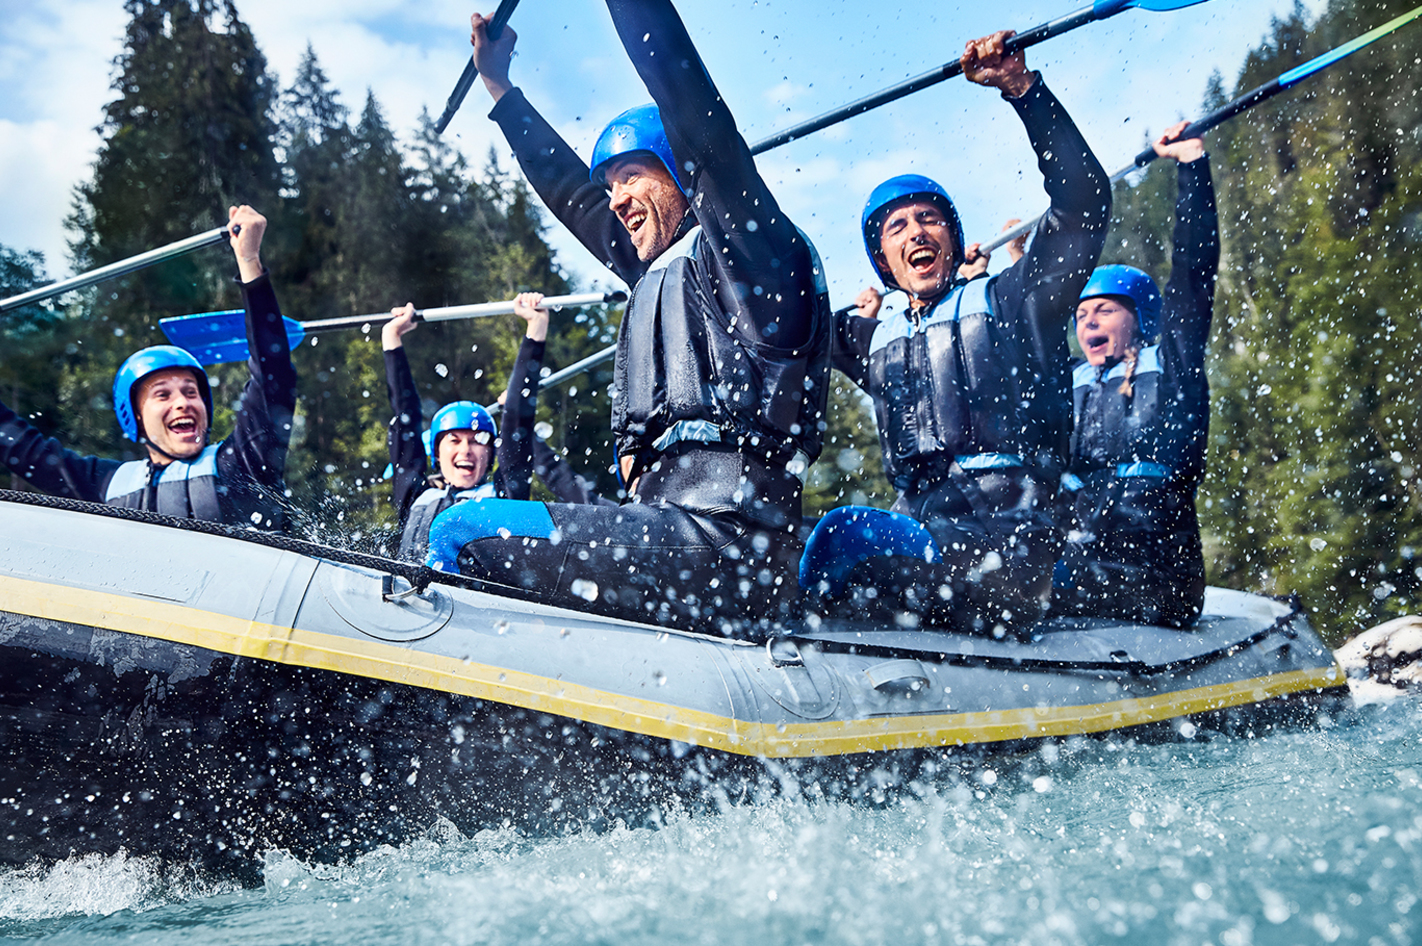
434,0,521,134
300,291,627,334
979,4,1422,255
486,343,617,416
0,226,231,314
749,2,1119,155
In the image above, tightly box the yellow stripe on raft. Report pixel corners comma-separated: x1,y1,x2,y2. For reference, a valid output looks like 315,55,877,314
1,574,1343,758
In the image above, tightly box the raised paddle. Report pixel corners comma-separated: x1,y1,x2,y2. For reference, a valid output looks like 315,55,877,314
434,0,521,134
978,3,1422,255
748,0,1215,156
0,225,233,314
161,290,628,366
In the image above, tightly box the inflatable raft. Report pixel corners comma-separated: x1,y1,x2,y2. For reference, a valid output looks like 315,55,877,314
0,490,1348,880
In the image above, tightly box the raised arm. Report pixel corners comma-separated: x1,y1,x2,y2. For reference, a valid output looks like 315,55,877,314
1160,124,1218,362
991,75,1111,362
220,205,298,498
494,292,549,502
472,14,645,285
603,0,818,349
382,304,429,525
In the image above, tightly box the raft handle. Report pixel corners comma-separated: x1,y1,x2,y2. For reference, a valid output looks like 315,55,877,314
382,572,431,602
865,659,931,694
767,638,805,668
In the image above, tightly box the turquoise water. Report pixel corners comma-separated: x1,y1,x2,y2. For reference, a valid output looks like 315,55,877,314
4,702,1421,945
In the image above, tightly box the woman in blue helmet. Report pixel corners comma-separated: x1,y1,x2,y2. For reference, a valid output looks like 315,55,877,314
1054,122,1219,628
0,206,295,529
382,292,550,561
441,0,830,637
805,32,1109,637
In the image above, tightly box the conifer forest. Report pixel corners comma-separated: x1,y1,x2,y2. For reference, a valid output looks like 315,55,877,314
2,0,1420,646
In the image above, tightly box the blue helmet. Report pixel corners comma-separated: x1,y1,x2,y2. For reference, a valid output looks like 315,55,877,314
861,174,965,290
1079,265,1162,340
112,345,212,443
589,104,684,191
429,401,497,456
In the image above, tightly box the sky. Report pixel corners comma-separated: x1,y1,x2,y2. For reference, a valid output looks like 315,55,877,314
0,0,1333,309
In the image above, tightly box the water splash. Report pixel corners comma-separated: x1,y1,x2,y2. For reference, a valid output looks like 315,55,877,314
5,706,1422,944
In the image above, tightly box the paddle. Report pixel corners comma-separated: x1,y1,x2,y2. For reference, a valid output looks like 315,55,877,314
486,343,617,417
0,225,233,314
434,0,521,134
978,3,1422,255
161,290,628,366
378,341,617,474
748,0,1212,156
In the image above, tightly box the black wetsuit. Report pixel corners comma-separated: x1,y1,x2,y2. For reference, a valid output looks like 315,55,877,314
0,272,294,529
1054,156,1218,628
436,0,831,636
829,77,1110,635
386,335,544,560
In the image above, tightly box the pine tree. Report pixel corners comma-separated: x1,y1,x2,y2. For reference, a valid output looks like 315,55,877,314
1186,0,1422,642
0,247,72,492
62,0,279,460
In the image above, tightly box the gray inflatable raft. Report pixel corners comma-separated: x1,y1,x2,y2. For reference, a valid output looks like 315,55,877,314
0,492,1347,879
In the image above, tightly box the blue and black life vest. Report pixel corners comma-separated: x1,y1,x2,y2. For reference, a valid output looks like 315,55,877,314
105,445,224,521
864,276,1065,491
613,226,831,478
104,442,285,530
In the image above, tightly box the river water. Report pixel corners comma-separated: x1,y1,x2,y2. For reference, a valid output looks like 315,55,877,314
3,699,1420,945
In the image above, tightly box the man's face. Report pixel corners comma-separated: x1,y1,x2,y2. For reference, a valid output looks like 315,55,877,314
875,199,957,302
136,367,208,462
1075,296,1139,367
605,156,689,262
437,429,493,490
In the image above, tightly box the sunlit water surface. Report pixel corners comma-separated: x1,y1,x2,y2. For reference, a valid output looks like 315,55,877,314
4,702,1422,945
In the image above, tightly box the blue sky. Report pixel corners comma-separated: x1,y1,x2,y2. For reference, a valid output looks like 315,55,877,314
1,0,1330,308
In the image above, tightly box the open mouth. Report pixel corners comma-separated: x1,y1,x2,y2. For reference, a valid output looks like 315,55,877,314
168,417,200,438
907,246,938,272
623,210,647,234
453,460,478,473
1084,334,1110,356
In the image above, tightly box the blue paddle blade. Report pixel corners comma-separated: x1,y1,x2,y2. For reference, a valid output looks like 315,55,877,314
159,309,307,365
1095,0,1211,12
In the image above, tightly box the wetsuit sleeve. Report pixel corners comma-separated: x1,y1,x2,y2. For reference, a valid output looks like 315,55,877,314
831,310,879,388
216,271,297,502
1162,156,1219,365
992,77,1111,369
385,345,429,528
604,0,819,350
494,336,545,502
489,89,646,286
0,400,119,502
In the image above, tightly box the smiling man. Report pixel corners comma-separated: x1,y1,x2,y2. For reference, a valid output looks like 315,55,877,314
439,0,831,636
820,32,1110,637
0,205,295,529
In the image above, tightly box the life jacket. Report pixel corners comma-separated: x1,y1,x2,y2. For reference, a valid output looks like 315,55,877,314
105,445,223,522
865,276,1064,491
612,226,831,480
1067,345,1202,543
398,482,498,561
